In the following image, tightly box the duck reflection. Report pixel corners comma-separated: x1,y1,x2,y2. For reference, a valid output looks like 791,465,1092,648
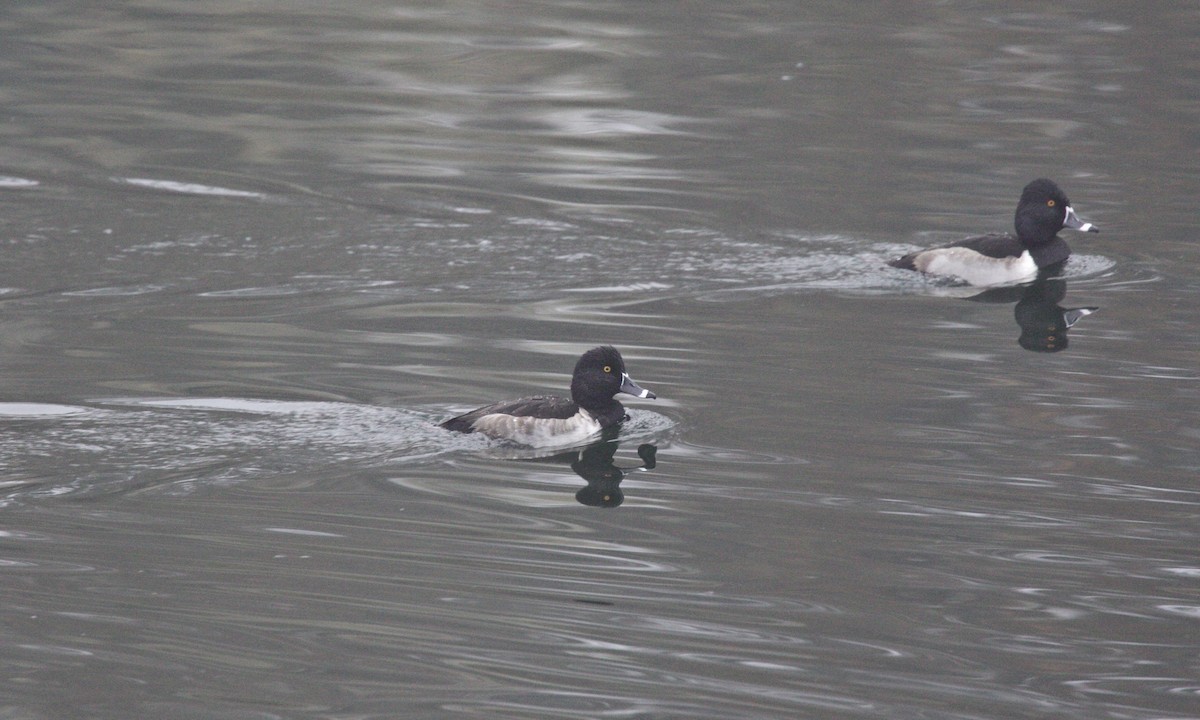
967,274,1098,353
526,434,658,507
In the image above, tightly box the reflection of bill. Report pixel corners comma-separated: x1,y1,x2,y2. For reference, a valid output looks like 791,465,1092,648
1016,300,1097,353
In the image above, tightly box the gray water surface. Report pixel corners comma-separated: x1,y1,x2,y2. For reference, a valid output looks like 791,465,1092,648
2,3,1198,719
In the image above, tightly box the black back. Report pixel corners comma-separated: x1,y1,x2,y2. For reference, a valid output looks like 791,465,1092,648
948,233,1024,259
439,395,579,433
887,233,1025,269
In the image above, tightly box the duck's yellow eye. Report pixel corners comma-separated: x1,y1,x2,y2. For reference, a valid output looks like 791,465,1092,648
603,365,612,373
1047,199,1056,207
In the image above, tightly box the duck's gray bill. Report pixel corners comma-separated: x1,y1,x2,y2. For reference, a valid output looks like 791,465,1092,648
620,373,656,399
1064,206,1099,233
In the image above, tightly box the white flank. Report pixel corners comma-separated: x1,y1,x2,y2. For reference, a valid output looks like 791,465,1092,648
915,247,1037,286
472,409,603,448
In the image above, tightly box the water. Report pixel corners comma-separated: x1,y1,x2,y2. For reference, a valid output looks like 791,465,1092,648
2,2,1199,719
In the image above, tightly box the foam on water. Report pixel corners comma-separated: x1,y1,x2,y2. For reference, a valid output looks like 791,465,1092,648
0,398,678,503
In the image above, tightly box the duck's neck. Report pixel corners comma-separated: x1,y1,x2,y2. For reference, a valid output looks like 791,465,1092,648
1029,238,1070,268
1015,214,1058,246
576,396,627,428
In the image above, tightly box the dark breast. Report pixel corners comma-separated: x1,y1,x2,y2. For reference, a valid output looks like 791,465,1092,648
588,403,629,429
1029,238,1070,268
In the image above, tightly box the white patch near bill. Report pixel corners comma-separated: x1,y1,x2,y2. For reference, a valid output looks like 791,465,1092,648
915,247,1037,286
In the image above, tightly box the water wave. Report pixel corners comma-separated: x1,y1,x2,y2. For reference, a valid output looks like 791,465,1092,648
0,398,678,504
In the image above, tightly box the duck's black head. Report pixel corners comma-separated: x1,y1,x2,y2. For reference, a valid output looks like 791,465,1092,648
1014,178,1099,245
570,346,655,412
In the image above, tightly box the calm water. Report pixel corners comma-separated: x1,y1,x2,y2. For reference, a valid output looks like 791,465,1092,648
2,2,1198,719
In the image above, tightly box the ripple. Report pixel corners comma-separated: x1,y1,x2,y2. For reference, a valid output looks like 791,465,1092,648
978,634,1072,655
0,175,40,189
15,644,95,657
0,398,468,503
121,397,338,414
0,558,100,574
262,527,346,538
117,177,267,199
1063,253,1119,280
197,286,305,298
969,548,1111,566
61,284,169,297
562,281,675,293
0,403,92,418
1064,676,1199,698
661,440,804,466
1157,604,1200,619
0,396,686,505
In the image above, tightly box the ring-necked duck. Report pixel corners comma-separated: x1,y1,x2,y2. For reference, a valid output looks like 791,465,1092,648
889,178,1099,286
440,345,656,447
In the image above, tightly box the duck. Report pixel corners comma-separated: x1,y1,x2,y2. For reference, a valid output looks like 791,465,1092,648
440,345,656,447
888,178,1099,286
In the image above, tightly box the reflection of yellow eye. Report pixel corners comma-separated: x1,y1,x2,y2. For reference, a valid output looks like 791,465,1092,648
603,365,612,373
1047,199,1056,207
